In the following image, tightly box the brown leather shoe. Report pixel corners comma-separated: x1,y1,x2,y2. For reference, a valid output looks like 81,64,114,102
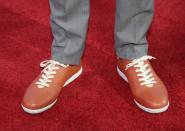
21,60,82,114
117,56,169,113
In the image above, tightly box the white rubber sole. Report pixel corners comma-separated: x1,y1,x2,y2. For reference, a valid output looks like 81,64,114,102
117,66,169,114
134,99,169,114
21,99,58,114
21,67,83,114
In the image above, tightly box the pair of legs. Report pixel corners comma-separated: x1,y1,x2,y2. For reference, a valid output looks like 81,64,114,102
21,0,169,114
50,0,153,65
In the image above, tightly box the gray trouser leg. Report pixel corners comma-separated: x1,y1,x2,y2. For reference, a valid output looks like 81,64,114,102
49,0,90,65
115,0,154,60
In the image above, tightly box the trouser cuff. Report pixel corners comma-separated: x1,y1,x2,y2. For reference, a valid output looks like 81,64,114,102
52,53,82,65
116,44,148,60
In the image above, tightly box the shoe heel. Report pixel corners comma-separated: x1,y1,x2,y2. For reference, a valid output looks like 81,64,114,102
63,67,83,87
116,66,128,82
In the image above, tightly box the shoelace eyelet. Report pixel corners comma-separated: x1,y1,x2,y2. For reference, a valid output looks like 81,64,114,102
125,56,157,88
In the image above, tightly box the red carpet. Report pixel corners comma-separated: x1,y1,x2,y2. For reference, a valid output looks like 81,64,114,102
0,0,185,130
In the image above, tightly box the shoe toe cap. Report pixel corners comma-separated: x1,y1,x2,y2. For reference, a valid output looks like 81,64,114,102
135,90,169,110
21,99,41,110
146,98,169,109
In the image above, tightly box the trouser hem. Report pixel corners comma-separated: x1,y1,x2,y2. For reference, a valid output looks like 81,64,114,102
116,44,148,60
52,54,81,65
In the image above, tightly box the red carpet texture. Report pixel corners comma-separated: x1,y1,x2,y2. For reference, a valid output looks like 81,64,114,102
0,0,185,130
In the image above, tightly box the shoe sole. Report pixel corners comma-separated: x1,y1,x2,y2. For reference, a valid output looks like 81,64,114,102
116,66,169,114
21,67,83,114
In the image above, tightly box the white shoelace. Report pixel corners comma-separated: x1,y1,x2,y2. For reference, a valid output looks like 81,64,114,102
35,60,68,88
125,56,157,88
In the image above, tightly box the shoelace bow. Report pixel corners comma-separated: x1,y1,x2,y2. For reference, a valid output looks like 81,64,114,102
125,56,157,87
35,60,68,88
